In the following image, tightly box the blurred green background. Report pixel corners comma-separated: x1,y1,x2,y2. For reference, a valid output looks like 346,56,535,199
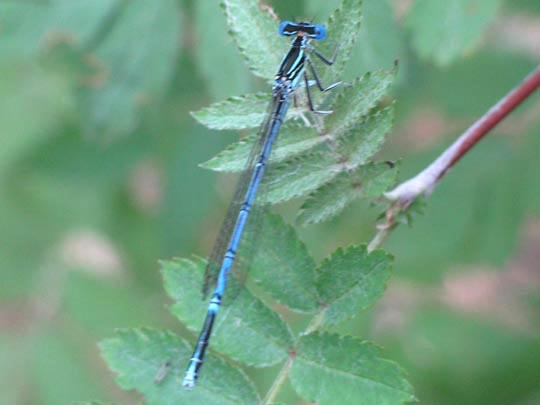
1,0,539,404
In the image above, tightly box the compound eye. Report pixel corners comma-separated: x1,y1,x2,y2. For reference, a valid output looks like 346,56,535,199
313,24,326,40
278,21,294,36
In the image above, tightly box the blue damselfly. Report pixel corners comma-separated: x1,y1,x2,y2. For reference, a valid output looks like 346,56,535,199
183,21,341,389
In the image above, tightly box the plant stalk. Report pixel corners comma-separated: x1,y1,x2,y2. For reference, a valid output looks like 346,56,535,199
386,66,540,205
369,66,540,251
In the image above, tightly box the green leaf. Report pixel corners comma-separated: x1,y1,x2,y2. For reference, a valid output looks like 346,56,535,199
262,108,394,205
317,0,363,89
337,105,394,167
193,1,367,134
356,161,399,196
100,328,260,405
290,332,415,405
162,258,293,367
249,213,319,312
263,152,339,204
298,161,398,225
222,0,285,79
316,246,392,326
406,0,502,66
191,93,311,131
232,89,394,205
192,93,268,130
325,68,395,138
201,122,320,172
79,0,180,139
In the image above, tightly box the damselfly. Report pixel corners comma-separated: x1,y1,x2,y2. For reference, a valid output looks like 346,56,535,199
183,21,341,389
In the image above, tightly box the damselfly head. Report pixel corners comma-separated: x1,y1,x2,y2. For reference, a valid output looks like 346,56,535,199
278,21,326,41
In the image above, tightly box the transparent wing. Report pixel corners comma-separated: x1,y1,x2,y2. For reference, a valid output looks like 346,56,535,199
202,93,283,299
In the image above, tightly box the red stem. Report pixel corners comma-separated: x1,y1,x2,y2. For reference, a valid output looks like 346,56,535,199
443,67,540,179
386,66,540,204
